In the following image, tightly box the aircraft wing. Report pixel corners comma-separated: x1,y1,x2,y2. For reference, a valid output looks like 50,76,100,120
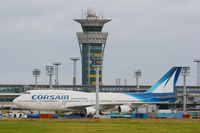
74,104,122,110
175,94,200,97
185,94,200,97
66,103,123,112
66,105,92,111
154,93,200,100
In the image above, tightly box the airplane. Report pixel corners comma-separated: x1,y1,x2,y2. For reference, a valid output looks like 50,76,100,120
13,67,182,116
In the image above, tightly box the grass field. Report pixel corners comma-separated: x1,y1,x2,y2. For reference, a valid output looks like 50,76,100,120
0,119,200,133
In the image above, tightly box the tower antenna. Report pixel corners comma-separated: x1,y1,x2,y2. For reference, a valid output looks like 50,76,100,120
81,8,84,18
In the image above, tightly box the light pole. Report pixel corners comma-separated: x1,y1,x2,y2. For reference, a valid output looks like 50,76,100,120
93,56,102,118
46,66,54,89
53,62,61,85
194,59,200,86
70,57,80,85
124,78,127,85
181,66,190,112
95,65,100,118
135,70,142,89
32,68,40,88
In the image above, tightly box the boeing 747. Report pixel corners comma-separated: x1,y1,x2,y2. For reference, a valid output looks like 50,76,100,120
13,67,182,115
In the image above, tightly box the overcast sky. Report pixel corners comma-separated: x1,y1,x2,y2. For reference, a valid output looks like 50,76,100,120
0,0,199,86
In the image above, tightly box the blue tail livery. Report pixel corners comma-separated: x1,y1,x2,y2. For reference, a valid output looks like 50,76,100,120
146,67,182,93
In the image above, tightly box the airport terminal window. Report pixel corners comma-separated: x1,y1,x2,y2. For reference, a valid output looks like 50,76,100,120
24,92,30,94
0,87,25,93
0,98,14,102
188,97,194,101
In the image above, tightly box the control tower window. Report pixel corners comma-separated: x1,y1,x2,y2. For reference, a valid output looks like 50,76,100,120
82,26,102,32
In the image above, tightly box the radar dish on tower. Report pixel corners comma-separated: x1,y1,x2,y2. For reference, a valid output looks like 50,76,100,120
87,7,96,17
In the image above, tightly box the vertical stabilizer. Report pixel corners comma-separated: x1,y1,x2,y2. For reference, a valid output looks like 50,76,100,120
146,67,182,93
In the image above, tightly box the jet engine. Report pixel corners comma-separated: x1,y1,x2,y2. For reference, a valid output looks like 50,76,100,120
84,107,96,116
118,105,132,114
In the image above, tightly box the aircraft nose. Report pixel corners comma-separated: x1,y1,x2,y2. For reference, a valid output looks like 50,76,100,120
13,97,21,107
13,97,18,105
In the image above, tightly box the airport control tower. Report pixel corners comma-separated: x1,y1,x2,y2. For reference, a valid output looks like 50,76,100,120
74,7,111,85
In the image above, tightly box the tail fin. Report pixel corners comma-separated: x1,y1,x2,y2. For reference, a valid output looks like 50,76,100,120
146,67,182,93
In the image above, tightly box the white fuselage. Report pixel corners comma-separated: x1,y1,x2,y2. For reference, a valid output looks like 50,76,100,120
13,90,139,111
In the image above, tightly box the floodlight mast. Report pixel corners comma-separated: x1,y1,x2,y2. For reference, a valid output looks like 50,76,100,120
46,66,55,89
53,62,61,85
95,65,100,118
93,57,102,118
70,57,80,85
135,70,142,89
194,59,200,86
181,66,190,112
32,68,40,88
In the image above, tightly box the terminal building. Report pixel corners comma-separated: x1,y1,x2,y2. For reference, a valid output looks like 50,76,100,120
74,7,111,85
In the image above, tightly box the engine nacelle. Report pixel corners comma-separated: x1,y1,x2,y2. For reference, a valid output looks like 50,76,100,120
84,107,96,116
118,105,132,114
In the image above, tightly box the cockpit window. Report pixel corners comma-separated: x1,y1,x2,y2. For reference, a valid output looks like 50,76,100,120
24,92,30,94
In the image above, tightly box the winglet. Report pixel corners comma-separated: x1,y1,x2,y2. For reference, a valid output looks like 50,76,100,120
146,67,182,93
